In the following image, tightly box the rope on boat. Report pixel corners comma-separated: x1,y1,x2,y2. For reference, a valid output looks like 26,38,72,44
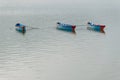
75,25,87,27
26,26,40,29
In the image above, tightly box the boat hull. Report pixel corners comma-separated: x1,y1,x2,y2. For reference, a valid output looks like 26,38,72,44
87,22,105,32
16,27,26,33
57,22,76,32
15,23,26,33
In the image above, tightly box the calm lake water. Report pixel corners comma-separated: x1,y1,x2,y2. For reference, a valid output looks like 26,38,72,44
0,2,120,80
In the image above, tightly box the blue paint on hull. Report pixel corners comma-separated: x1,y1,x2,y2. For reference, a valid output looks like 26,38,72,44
87,22,105,33
16,28,26,33
57,22,76,32
15,23,26,33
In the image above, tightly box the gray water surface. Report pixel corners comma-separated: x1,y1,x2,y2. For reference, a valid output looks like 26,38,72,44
0,1,120,80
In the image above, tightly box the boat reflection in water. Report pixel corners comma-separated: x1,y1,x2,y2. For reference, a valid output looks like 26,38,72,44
87,27,105,33
56,27,76,34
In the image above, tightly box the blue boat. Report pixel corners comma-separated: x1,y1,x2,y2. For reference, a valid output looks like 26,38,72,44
87,22,105,32
57,22,76,32
15,23,26,33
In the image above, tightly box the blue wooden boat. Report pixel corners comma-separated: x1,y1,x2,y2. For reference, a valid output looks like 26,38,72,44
15,23,26,33
57,22,76,32
87,22,105,32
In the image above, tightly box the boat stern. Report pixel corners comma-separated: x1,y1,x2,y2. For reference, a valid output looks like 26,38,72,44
72,25,76,31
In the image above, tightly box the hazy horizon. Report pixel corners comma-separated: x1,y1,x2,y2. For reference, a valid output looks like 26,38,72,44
0,0,119,8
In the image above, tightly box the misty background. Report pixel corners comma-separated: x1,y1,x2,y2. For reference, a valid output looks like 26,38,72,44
0,0,119,11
